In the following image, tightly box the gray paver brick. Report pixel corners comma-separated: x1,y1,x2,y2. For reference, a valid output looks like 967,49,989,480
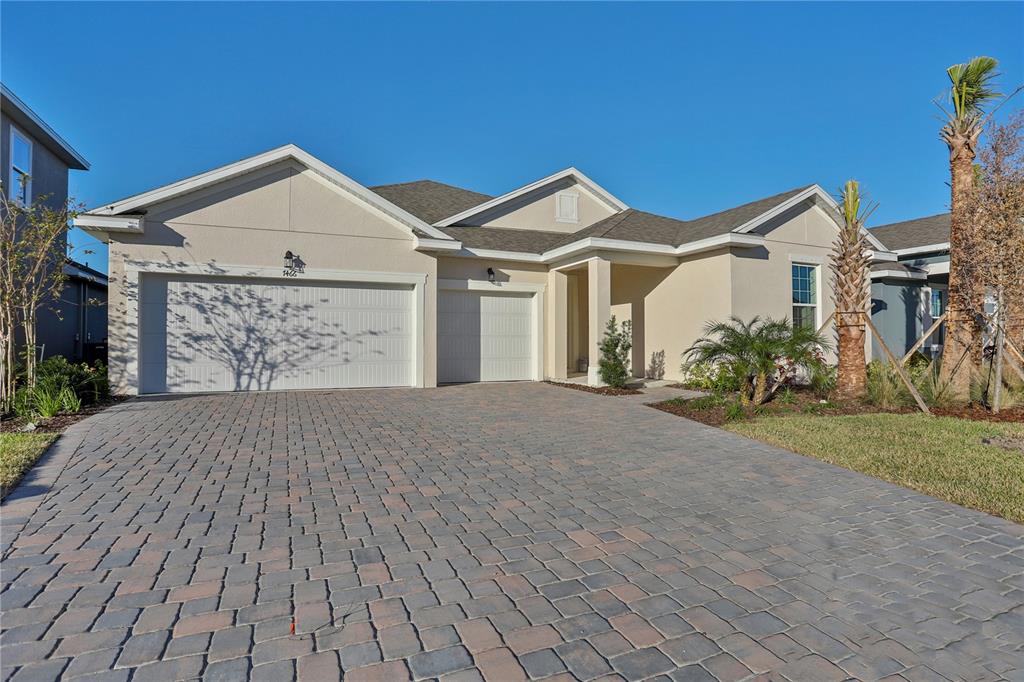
1,384,1021,681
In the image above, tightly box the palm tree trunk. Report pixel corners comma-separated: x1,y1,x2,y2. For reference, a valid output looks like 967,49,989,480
939,139,981,399
753,371,769,405
835,313,867,400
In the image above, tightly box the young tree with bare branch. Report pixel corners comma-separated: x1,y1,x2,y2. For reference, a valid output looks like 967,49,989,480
958,111,1024,411
831,180,874,401
0,191,81,412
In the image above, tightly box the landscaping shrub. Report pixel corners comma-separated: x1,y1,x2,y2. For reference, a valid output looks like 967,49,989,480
724,400,747,422
688,394,727,410
11,357,108,420
598,317,633,389
866,360,906,409
35,357,109,405
684,316,829,405
681,361,742,394
809,364,837,398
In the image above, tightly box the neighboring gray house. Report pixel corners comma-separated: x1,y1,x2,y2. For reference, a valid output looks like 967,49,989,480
868,213,950,359
1,84,107,363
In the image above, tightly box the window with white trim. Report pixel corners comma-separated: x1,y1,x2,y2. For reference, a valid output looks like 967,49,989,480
555,190,578,223
791,263,817,330
9,127,33,205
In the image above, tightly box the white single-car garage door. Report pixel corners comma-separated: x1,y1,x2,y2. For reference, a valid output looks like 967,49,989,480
438,290,536,383
139,275,415,393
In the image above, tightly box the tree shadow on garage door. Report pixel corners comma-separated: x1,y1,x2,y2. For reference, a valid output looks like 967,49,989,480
146,279,396,392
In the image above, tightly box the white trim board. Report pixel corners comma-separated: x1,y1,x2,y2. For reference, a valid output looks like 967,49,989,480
79,144,456,242
870,269,928,281
434,167,628,227
893,242,950,257
120,260,428,394
430,232,765,265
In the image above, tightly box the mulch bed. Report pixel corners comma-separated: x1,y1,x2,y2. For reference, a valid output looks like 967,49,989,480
650,388,1024,427
0,398,125,434
545,381,643,396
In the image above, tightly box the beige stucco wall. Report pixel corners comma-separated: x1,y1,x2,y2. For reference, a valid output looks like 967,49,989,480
461,180,616,233
730,205,839,360
105,161,439,393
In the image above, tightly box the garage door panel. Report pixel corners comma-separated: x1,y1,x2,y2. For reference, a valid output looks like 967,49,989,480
140,275,414,393
438,290,535,383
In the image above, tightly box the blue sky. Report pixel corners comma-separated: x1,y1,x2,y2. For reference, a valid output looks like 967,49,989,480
3,1,1022,272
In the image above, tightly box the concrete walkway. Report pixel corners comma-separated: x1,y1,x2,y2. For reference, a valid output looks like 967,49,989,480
1,383,1021,681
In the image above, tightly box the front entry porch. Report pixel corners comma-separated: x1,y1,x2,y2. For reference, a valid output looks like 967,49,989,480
547,256,673,385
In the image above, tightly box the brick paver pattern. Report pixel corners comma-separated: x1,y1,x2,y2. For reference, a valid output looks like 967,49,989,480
2,383,1022,681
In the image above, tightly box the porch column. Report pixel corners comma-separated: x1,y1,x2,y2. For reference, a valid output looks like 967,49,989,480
587,257,612,385
547,269,568,380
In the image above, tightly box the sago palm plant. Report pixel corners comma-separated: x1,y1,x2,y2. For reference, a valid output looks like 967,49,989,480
684,316,829,405
830,180,873,401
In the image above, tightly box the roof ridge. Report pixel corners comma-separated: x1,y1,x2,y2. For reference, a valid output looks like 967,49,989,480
589,209,636,239
684,185,813,223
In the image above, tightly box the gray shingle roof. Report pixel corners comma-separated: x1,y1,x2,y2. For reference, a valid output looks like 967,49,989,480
371,180,493,226
440,226,571,254
870,213,950,251
373,177,818,254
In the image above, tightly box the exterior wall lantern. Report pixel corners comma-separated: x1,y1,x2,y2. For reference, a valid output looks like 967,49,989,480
487,267,496,284
283,250,305,276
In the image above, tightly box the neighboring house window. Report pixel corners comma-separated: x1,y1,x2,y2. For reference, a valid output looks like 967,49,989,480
9,127,33,205
555,191,579,223
791,263,818,329
930,289,944,319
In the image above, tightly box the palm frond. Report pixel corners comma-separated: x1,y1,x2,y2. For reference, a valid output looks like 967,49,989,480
947,56,1002,120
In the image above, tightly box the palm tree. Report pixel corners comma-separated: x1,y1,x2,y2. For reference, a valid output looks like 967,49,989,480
831,180,873,401
938,56,1002,397
684,316,829,405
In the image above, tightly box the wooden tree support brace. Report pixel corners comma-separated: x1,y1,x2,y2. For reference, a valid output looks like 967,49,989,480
864,315,931,414
901,313,948,366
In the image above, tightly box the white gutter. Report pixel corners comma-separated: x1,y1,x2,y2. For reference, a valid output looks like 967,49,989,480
870,269,928,281
73,214,145,233
893,242,950,257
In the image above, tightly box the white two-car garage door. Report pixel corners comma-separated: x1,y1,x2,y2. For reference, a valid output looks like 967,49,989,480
139,275,415,394
438,290,536,383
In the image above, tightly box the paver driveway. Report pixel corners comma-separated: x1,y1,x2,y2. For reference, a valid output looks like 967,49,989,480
2,383,1022,681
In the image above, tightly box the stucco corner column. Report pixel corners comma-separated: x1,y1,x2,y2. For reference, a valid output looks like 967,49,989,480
547,269,569,381
587,257,612,386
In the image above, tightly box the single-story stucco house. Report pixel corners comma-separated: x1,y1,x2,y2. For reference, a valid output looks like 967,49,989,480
868,213,949,360
75,144,896,395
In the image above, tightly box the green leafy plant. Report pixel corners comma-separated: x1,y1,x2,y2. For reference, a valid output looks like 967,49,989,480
724,400,747,422
30,382,66,419
684,316,829,405
866,360,906,409
59,386,81,413
688,394,727,411
598,316,633,389
810,364,837,399
778,387,797,405
34,357,109,405
681,360,742,394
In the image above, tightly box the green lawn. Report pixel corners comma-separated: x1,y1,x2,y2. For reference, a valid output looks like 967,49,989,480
725,414,1024,524
0,433,58,498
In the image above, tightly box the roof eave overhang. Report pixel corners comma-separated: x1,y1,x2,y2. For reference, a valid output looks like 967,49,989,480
82,144,456,244
1,84,90,170
893,242,950,257
73,214,145,240
433,232,765,265
870,269,928,281
732,184,889,252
